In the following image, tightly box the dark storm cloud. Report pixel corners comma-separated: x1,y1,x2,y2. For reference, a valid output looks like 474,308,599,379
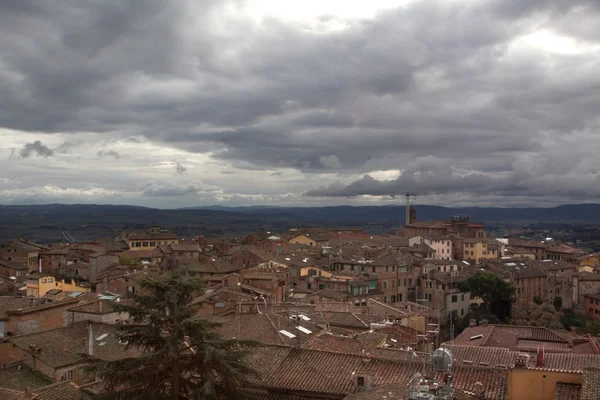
1,0,600,204
98,150,121,159
19,141,54,158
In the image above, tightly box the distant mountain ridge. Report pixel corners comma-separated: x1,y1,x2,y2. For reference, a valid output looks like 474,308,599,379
183,203,600,223
1,203,600,242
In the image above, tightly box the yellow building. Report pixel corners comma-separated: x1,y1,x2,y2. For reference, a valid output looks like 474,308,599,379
26,272,91,297
114,226,179,251
461,239,497,263
289,234,317,247
299,265,332,278
578,252,600,268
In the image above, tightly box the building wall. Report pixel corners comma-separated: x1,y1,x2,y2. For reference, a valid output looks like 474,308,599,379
507,369,580,400
583,296,600,322
574,277,600,307
126,238,179,251
27,277,91,297
0,341,26,365
514,276,548,304
90,254,119,284
578,255,600,268
4,300,86,336
425,239,453,260
40,253,67,275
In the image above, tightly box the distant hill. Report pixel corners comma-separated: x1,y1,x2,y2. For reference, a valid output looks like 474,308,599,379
1,203,600,243
185,203,600,223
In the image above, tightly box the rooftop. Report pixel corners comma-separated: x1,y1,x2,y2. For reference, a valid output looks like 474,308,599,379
10,322,141,368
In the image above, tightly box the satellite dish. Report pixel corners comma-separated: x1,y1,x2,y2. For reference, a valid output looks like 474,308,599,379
431,348,453,372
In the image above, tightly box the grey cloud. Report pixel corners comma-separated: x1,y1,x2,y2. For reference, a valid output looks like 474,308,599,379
19,141,54,158
319,155,342,169
98,150,121,159
140,180,200,197
175,163,187,175
1,0,600,205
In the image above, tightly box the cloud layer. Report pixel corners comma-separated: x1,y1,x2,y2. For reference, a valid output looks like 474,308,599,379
1,0,600,207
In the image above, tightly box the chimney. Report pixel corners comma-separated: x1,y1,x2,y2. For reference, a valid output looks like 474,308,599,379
571,326,577,335
474,382,484,399
99,300,103,313
536,346,545,368
480,319,489,327
198,236,206,247
38,258,42,273
469,318,476,327
88,322,94,356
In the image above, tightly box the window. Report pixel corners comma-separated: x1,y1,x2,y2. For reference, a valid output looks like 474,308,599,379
66,369,74,381
319,284,325,290
398,294,403,301
452,295,457,303
41,278,47,283
392,281,395,288
372,266,376,273
150,241,155,246
399,266,408,272
357,376,365,387
461,294,465,301
386,266,389,272
0,321,4,338
427,293,432,301
351,265,355,271
392,266,395,272
461,308,465,316
142,242,148,247
383,281,387,289
48,278,53,283
391,295,396,303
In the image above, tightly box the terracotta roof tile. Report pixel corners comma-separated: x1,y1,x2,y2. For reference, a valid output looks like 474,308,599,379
10,322,141,368
0,363,52,391
555,382,582,400
581,367,600,400
0,297,49,319
35,382,92,400
302,331,386,355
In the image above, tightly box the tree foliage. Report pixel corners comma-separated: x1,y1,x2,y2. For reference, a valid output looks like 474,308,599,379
509,299,563,329
86,271,257,400
553,296,563,312
457,272,515,321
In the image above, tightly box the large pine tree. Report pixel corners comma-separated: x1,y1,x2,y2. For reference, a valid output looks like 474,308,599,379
86,271,257,400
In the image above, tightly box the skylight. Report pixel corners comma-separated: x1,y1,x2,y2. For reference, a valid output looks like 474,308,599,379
296,326,312,334
279,330,296,338
96,333,109,341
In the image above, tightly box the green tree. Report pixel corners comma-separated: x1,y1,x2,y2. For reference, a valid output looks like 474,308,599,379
86,271,257,400
119,254,135,266
509,299,563,329
533,295,543,305
457,272,515,321
553,296,563,311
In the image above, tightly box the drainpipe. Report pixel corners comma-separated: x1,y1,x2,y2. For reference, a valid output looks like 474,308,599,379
88,322,93,356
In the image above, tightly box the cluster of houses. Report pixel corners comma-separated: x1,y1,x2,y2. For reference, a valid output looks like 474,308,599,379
1,216,600,399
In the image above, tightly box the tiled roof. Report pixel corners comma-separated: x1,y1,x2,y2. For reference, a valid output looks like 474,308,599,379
213,313,318,346
442,365,507,400
0,388,31,400
0,297,49,319
0,363,52,391
184,258,239,274
34,382,92,400
0,260,28,271
581,367,600,400
532,353,600,373
442,345,515,368
248,346,423,395
10,322,141,368
555,382,582,400
302,331,386,355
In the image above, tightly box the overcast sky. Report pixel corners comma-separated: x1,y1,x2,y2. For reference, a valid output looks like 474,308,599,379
2,0,600,208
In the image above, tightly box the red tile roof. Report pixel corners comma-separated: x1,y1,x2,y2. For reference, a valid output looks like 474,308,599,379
555,382,582,400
